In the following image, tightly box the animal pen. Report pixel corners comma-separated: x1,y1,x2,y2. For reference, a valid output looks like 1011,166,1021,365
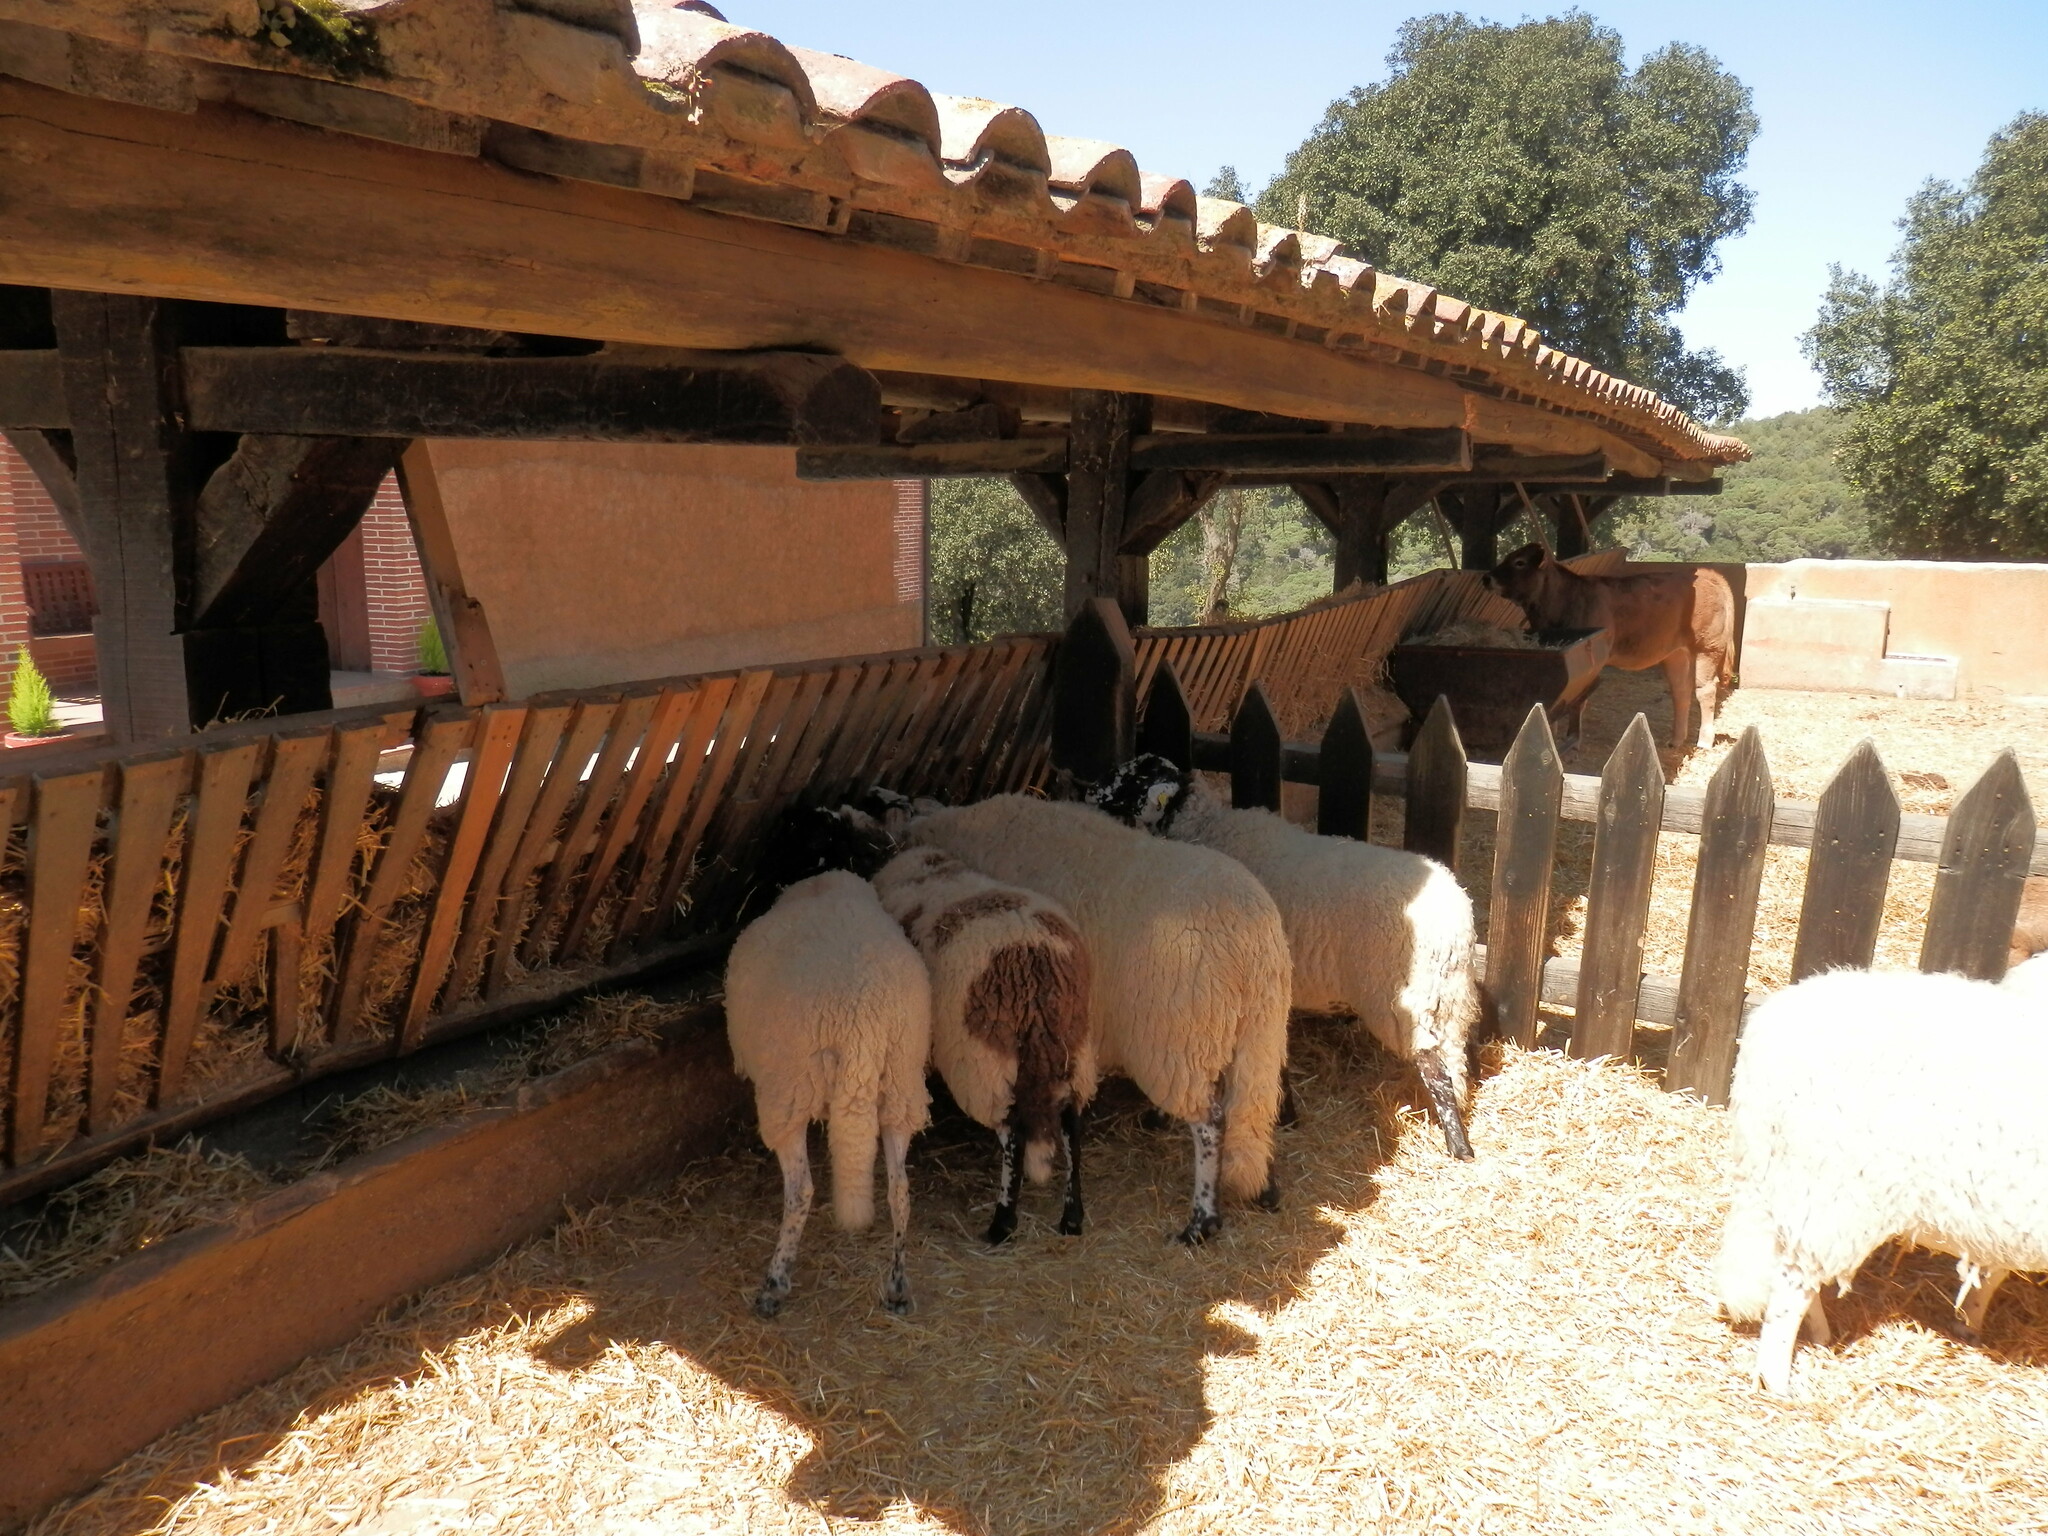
0,1,2038,1529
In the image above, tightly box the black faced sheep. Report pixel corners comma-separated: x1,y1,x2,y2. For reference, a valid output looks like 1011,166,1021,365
870,844,1095,1244
902,794,1291,1244
725,811,931,1316
1714,964,2048,1394
1091,755,1481,1160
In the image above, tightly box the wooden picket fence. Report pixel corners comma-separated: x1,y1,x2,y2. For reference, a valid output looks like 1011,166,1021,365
0,634,1059,1201
1133,550,1626,737
1146,662,2041,1106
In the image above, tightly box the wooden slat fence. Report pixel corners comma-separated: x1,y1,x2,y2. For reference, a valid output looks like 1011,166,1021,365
1158,659,2040,1109
0,633,1059,1201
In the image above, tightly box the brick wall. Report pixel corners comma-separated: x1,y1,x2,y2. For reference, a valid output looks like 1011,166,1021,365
893,478,927,644
359,473,432,675
0,441,50,700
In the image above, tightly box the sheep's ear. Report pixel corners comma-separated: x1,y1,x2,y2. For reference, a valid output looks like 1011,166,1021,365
1146,782,1176,817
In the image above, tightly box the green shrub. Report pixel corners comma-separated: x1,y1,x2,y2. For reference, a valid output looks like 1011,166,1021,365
416,615,450,675
7,649,61,737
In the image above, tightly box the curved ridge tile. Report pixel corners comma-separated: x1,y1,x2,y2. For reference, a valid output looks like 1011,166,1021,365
931,94,1050,175
786,46,940,155
1137,173,1198,225
632,7,817,123
1044,136,1142,204
1194,198,1259,255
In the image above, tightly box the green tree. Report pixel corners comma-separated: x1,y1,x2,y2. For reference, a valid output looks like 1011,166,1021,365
1804,113,2048,558
1260,11,1757,421
1148,490,1334,624
925,478,1063,643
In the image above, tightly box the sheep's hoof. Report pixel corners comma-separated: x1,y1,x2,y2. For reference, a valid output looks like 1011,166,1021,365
1255,1178,1281,1213
1175,1213,1223,1246
1138,1107,1175,1133
984,1208,1018,1246
752,1280,789,1319
882,1287,914,1317
1058,1205,1085,1237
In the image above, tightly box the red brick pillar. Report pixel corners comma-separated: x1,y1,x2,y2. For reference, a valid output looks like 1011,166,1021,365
0,441,43,702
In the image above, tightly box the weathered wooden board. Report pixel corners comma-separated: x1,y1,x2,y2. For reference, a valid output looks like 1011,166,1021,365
1487,706,1563,1050
1572,715,1664,1061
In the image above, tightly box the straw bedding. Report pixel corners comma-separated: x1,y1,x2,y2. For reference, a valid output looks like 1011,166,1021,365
32,1021,2048,1536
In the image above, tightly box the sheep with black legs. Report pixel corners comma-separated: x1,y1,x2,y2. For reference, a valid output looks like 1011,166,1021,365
868,843,1096,1244
1091,755,1482,1159
725,808,931,1317
900,794,1291,1243
1714,964,2048,1394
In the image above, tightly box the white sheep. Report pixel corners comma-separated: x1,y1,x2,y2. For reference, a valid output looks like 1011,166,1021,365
2002,949,2048,1005
904,794,1291,1243
870,844,1096,1243
1714,965,2048,1394
1091,756,1481,1159
725,858,932,1318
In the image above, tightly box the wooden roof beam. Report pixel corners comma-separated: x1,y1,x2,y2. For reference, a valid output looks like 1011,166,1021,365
1127,427,1470,475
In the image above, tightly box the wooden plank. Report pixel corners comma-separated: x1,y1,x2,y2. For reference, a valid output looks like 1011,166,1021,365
1487,706,1563,1049
557,687,698,963
1402,696,1466,871
184,347,879,446
608,678,735,958
1668,728,1773,1104
394,441,506,706
328,714,474,1041
1051,599,1136,787
400,705,529,1046
641,669,775,943
1138,657,1195,771
84,752,188,1133
443,703,574,1004
1128,428,1471,474
975,643,1055,799
942,644,1030,802
861,655,949,791
797,440,1066,479
1316,687,1374,841
809,658,897,801
1572,714,1665,1061
8,775,102,1163
156,742,262,1101
521,688,661,967
300,718,390,967
1230,682,1284,813
265,917,305,1061
915,646,1002,799
778,663,861,803
208,731,329,998
929,645,1015,800
1790,740,1900,982
485,698,621,995
1920,750,2037,981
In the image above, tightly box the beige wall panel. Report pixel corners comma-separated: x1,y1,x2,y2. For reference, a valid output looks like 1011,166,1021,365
422,442,919,697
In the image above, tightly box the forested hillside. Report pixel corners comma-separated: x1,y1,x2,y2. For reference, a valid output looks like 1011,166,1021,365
1608,407,1874,562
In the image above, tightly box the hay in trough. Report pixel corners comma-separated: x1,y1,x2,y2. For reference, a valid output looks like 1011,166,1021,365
36,1023,2048,1536
0,1140,276,1302
1404,619,1546,651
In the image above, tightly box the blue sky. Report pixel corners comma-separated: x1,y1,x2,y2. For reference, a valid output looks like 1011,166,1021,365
745,2,2046,420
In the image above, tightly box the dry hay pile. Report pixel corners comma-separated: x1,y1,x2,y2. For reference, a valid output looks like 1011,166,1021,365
1405,619,1549,651
1444,670,2048,1004
37,1024,2048,1536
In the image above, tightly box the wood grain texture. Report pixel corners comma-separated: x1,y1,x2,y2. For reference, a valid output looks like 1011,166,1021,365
1402,696,1466,872
1572,714,1665,1061
1487,706,1563,1050
157,741,261,1102
1790,740,1900,982
208,730,328,998
1920,750,2036,981
10,773,104,1163
641,670,775,947
394,441,506,707
1668,728,1773,1105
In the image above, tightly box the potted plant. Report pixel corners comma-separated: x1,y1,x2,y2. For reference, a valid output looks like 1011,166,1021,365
4,649,67,748
413,615,456,699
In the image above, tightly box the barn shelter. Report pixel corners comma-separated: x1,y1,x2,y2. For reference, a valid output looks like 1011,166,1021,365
0,0,1745,740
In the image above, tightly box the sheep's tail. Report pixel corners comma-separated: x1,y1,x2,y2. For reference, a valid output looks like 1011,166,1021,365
1713,1191,1778,1323
982,940,1089,1185
1219,944,1290,1202
826,1083,879,1230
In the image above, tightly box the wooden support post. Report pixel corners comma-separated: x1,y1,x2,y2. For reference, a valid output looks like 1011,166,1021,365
1063,390,1141,624
1548,493,1591,559
52,292,196,740
394,441,507,705
1437,486,1519,571
1050,596,1134,789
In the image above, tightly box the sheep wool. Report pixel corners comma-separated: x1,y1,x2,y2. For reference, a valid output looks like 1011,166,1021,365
1714,966,2048,1393
1100,763,1481,1158
907,795,1290,1215
725,870,932,1231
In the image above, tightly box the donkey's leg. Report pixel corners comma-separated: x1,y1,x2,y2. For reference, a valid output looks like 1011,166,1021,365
755,1130,812,1318
1660,647,1696,750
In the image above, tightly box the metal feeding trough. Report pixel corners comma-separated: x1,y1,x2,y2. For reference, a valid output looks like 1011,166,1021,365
1388,626,1612,755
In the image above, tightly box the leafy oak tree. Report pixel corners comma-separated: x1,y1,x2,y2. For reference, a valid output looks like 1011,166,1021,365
1805,113,2048,559
925,477,1063,644
1260,12,1757,421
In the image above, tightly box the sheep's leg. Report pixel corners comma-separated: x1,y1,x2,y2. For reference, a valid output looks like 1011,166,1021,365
1276,1065,1300,1129
1757,1274,1821,1395
986,1123,1023,1246
1956,1262,2011,1341
880,1125,913,1315
755,1131,812,1318
1058,1100,1085,1236
1176,1088,1227,1246
1660,648,1695,750
1803,1294,1831,1346
1414,1049,1476,1161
